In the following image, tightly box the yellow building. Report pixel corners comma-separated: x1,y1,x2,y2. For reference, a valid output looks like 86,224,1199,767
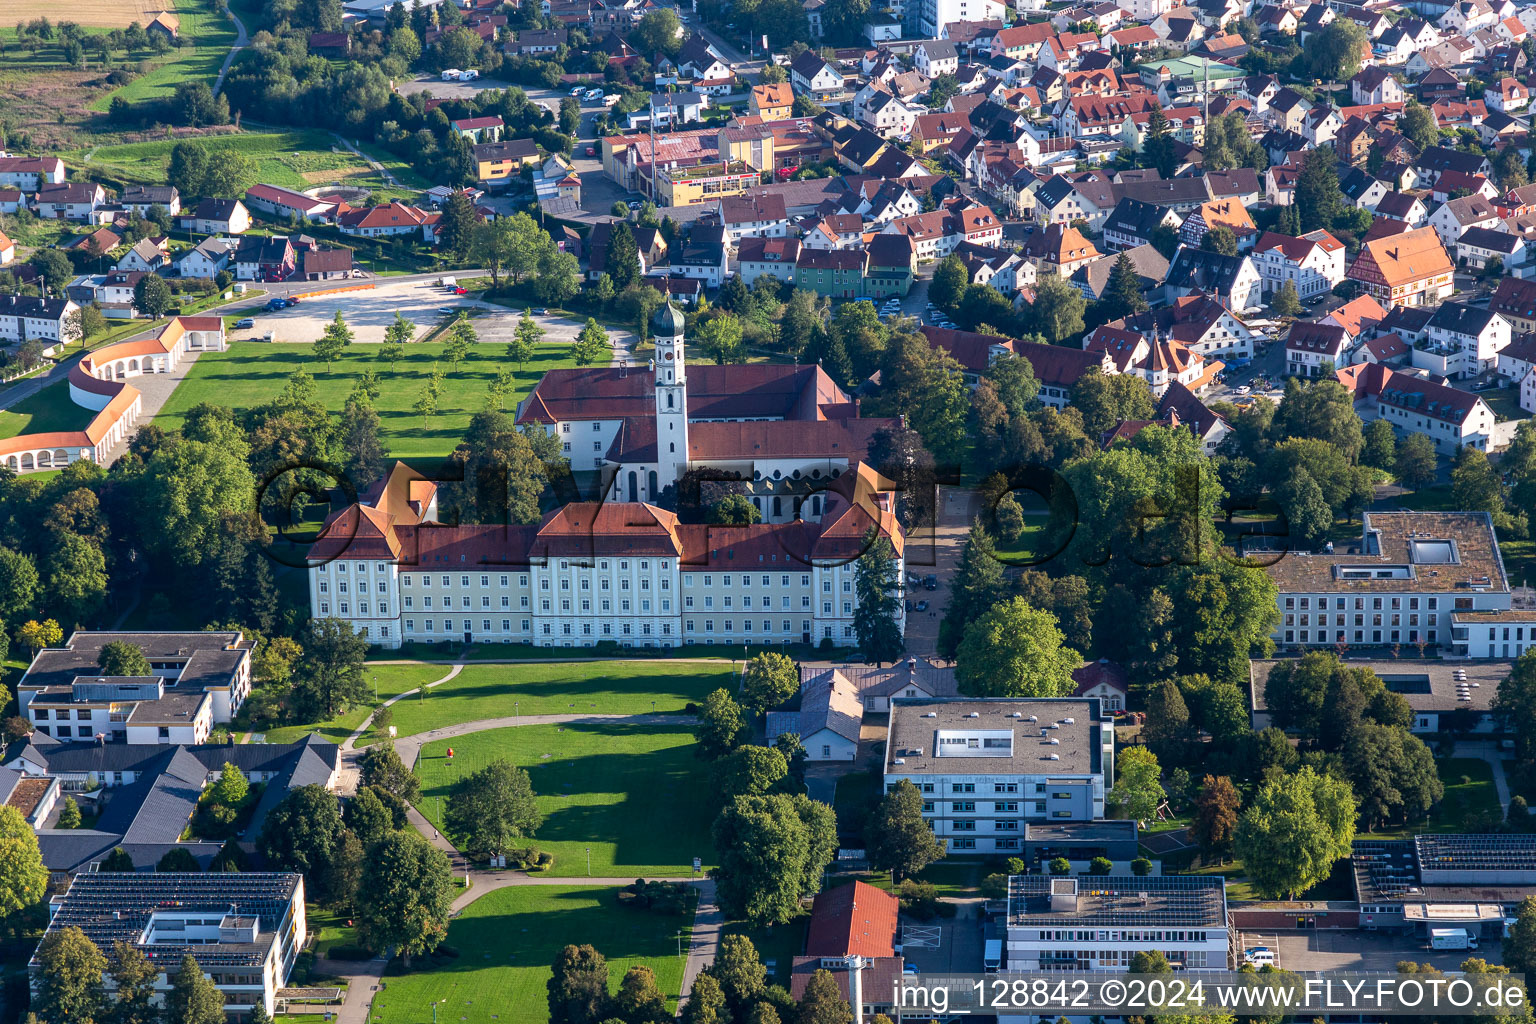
473,138,542,184
654,161,762,206
749,83,794,120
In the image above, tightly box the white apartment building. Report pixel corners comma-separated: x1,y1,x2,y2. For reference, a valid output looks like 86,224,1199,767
1251,229,1346,299
16,632,253,744
1414,302,1512,379
1449,610,1536,659
1002,874,1229,974
33,873,306,1019
883,698,1115,854
1263,511,1514,651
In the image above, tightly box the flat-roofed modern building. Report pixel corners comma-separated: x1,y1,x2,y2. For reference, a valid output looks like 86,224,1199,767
883,698,1115,853
1354,834,1536,938
32,872,306,1018
16,632,253,744
1004,874,1229,971
1251,658,1510,735
1261,511,1513,652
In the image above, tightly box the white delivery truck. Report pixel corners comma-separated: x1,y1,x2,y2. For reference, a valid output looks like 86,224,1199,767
984,938,1003,972
1429,928,1477,951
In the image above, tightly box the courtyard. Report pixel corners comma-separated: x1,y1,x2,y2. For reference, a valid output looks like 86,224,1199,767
416,721,717,878
370,884,691,1024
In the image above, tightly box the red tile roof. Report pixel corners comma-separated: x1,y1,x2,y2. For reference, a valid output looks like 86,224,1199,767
805,881,900,958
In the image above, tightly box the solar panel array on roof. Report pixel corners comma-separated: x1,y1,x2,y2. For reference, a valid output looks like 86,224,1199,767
1415,834,1536,872
1007,874,1225,926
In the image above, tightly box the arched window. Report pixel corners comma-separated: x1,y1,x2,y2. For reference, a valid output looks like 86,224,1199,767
648,470,658,497
628,471,639,502
773,496,782,517
669,442,675,453
812,495,822,516
667,393,675,409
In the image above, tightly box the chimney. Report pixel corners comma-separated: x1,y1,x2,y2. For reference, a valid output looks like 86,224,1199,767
1050,877,1078,913
845,956,865,1024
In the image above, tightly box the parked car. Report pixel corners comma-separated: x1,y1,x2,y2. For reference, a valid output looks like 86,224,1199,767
453,287,468,295
234,318,255,329
923,575,938,591
438,306,457,315
1244,948,1276,967
906,600,916,612
534,307,549,315
915,600,929,612
265,298,287,311
586,145,597,157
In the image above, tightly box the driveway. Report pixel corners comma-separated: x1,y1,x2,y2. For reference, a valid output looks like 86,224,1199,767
904,487,976,656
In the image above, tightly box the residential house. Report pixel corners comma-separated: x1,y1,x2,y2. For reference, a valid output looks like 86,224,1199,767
1250,229,1346,299
750,83,794,120
176,236,236,279
736,236,800,288
474,138,541,185
337,202,429,239
1489,277,1536,332
672,223,729,288
1338,363,1498,452
1020,222,1101,277
233,236,297,282
1178,199,1258,251
1352,66,1405,105
791,51,845,98
1120,291,1259,360
1375,190,1431,227
915,39,960,76
115,238,170,274
1101,196,1182,250
182,198,250,236
0,155,66,191
1457,225,1525,269
118,185,180,218
1071,244,1170,303
0,295,77,343
765,670,861,761
1347,227,1455,307
1416,301,1512,378
716,193,789,243
1287,321,1353,376
301,248,354,281
1164,247,1263,312
1428,194,1503,247
35,183,105,221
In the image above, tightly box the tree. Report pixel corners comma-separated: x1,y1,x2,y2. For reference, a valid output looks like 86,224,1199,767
957,598,1080,697
1362,418,1396,470
795,970,851,1024
1028,273,1087,345
609,964,669,1024
1452,446,1506,521
33,248,74,294
1111,746,1166,821
133,273,173,318
707,494,759,525
1130,950,1172,973
508,309,544,368
1399,101,1440,151
853,534,904,665
682,974,728,1024
57,795,82,829
1070,367,1155,438
313,309,353,371
1311,18,1368,81
19,618,63,656
355,830,456,966
929,254,968,310
938,519,1006,657
359,741,422,801
606,221,642,290
154,846,199,872
1395,432,1438,491
139,436,255,569
1274,467,1332,550
696,688,745,759
0,546,39,620
211,761,249,807
1201,225,1239,257
110,941,161,1024
573,317,611,365
32,926,106,1024
259,783,344,879
1143,679,1195,764
344,785,396,848
340,397,386,488
708,933,766,1013
165,954,222,1024
866,779,945,881
101,847,136,872
711,793,836,926
1100,252,1149,322
740,652,798,715
439,189,479,262
633,6,682,54
549,944,611,1024
99,640,151,677
1141,105,1177,178
712,745,788,802
1345,723,1443,830
0,804,48,922
1193,775,1241,863
292,617,369,719
1271,279,1302,317
446,758,543,858
1505,895,1536,977
1295,147,1345,233
695,313,745,364
1233,766,1356,899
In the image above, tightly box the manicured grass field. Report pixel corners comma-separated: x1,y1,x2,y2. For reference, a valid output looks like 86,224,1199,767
0,380,93,441
416,722,716,877
75,129,387,191
370,885,690,1024
89,0,237,110
1370,758,1503,838
155,340,577,458
258,663,450,746
384,661,734,738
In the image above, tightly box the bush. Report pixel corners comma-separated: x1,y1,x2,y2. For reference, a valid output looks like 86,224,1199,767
980,873,1009,899
1049,857,1071,876
505,847,555,871
1087,857,1113,875
1131,857,1153,876
898,878,941,920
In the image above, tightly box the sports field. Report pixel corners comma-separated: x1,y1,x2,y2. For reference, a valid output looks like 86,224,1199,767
74,130,387,192
384,661,736,738
369,885,690,1024
416,722,717,878
155,339,578,459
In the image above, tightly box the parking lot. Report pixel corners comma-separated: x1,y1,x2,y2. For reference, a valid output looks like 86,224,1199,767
1237,930,1500,972
228,280,635,355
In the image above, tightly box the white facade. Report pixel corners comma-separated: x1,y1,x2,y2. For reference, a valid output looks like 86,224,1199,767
1252,237,1346,298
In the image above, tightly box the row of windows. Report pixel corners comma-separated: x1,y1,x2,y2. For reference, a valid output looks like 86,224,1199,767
1287,595,1441,611
318,581,387,594
686,595,816,609
904,781,1048,794
30,709,96,720
404,595,672,614
402,618,672,637
1286,629,1439,644
1287,613,1422,627
927,802,1049,816
1037,931,1212,943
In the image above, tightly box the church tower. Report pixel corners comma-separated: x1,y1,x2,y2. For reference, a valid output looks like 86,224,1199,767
653,301,690,490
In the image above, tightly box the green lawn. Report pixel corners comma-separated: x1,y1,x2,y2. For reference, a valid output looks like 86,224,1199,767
155,340,577,459
307,906,366,959
383,661,735,739
87,0,238,111
370,885,690,1024
992,515,1048,565
73,129,394,192
416,722,716,877
1369,758,1502,838
0,380,93,441
258,663,450,746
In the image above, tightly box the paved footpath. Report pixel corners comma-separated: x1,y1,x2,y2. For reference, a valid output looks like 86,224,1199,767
328,656,724,1019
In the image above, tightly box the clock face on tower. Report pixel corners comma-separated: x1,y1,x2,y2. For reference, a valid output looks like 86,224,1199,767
664,351,674,360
